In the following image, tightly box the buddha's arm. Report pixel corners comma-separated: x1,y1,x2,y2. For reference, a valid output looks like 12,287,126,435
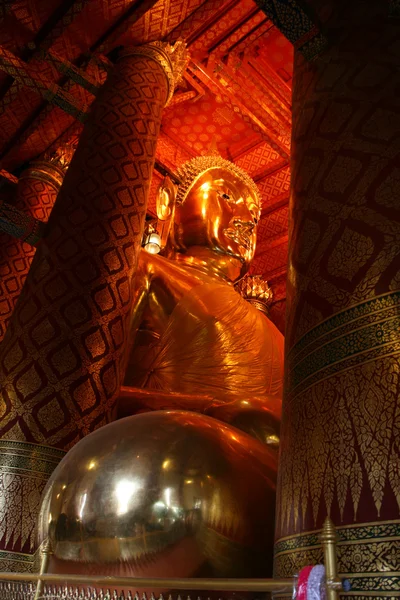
121,253,218,400
127,249,205,345
127,251,151,348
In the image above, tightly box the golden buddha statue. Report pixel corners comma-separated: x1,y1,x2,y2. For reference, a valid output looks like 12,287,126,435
119,155,284,442
36,155,285,585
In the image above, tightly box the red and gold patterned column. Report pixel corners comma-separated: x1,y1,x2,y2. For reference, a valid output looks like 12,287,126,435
0,41,187,572
0,152,69,342
275,4,400,598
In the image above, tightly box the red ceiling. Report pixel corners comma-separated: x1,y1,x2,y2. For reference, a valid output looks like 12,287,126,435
0,0,293,332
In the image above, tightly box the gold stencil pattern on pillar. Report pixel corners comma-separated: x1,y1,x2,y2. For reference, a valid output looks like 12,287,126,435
278,291,400,538
274,520,400,595
0,441,65,571
0,48,172,447
0,44,183,569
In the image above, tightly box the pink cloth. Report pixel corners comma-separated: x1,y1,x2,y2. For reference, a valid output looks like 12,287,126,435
298,565,313,600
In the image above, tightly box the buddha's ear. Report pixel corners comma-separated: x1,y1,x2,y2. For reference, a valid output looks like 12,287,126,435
156,176,177,221
156,176,178,250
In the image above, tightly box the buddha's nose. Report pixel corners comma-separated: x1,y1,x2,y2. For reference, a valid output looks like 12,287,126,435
232,200,256,226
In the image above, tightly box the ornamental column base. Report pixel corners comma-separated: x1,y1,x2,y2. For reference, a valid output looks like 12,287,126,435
0,441,65,572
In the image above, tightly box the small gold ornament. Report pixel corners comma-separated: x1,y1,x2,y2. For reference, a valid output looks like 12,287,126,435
44,144,75,172
235,274,273,316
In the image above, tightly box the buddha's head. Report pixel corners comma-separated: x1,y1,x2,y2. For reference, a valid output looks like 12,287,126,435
157,156,261,273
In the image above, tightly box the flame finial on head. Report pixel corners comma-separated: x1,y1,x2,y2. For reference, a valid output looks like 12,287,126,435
205,135,221,157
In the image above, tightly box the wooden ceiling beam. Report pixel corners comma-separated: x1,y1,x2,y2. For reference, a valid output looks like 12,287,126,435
0,0,92,104
214,59,291,137
224,17,271,56
207,6,261,54
228,59,292,130
45,119,83,156
268,267,287,283
254,158,289,182
265,265,287,282
231,139,266,161
253,0,327,60
41,49,100,95
252,263,287,283
256,232,288,253
0,0,159,168
0,168,18,185
170,0,237,46
92,0,159,54
0,46,88,122
182,71,207,100
247,53,291,106
189,61,289,159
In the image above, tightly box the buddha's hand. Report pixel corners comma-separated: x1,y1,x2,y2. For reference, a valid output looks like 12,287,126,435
116,386,281,448
116,386,217,419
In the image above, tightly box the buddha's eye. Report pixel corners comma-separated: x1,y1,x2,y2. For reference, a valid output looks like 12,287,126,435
217,191,232,201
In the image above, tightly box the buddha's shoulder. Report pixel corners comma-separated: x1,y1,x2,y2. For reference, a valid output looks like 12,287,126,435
138,249,181,273
138,249,220,287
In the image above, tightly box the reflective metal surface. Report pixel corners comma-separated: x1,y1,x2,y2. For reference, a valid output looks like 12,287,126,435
124,160,284,411
38,411,277,579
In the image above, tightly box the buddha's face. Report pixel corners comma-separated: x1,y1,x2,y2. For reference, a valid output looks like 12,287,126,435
171,167,260,265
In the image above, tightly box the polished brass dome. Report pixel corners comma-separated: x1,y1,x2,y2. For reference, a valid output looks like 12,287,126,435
38,411,277,579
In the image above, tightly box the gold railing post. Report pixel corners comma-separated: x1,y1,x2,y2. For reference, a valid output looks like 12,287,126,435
34,539,52,600
320,517,342,600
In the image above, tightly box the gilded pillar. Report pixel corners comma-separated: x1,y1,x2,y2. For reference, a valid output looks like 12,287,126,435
275,4,400,598
0,152,68,342
0,41,187,572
